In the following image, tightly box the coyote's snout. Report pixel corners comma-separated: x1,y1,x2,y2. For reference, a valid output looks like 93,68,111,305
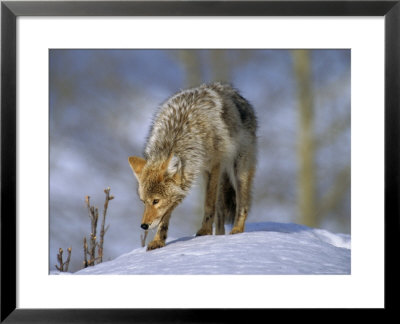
129,83,257,251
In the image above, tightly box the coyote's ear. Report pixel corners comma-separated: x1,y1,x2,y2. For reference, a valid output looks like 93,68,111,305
164,154,182,178
128,156,146,179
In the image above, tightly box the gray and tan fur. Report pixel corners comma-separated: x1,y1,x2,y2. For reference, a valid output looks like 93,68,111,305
129,82,257,250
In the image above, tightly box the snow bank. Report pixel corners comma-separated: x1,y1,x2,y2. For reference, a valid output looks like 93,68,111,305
74,222,350,275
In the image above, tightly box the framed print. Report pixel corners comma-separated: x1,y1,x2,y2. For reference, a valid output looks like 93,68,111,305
1,0,399,322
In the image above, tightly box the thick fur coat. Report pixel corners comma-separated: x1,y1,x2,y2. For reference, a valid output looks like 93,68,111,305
129,83,257,250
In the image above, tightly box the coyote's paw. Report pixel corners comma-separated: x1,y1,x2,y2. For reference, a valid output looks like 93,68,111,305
196,228,212,236
230,227,244,235
147,240,166,251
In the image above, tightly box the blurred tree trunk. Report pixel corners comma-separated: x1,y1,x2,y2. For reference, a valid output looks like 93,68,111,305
210,50,230,82
292,50,317,227
178,50,203,87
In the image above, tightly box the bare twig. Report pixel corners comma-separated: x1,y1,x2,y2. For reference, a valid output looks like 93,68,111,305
83,188,114,267
85,195,99,266
64,247,72,272
83,237,88,268
90,208,98,265
98,187,114,263
55,247,72,272
55,248,64,272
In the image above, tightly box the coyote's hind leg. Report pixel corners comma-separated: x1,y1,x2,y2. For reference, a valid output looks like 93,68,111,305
230,163,255,235
196,164,221,236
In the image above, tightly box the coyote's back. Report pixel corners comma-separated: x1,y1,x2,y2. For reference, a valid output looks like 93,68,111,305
129,83,257,250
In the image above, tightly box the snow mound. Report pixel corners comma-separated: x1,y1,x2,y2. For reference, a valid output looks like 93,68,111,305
49,270,73,275
245,222,351,249
75,222,350,275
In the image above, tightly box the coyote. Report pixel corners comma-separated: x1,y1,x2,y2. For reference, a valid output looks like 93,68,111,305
129,83,257,250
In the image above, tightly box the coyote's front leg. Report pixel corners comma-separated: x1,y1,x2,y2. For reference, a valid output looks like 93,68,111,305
147,213,172,251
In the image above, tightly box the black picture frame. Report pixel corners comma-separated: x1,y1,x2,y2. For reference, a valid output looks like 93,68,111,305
1,0,399,322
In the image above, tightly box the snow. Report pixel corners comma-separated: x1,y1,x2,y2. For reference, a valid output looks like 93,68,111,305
71,222,350,275
49,270,73,275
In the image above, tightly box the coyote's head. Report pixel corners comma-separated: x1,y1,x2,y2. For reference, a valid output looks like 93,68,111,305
128,154,186,230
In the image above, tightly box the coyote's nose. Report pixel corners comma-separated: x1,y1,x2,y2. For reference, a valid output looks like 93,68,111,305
141,223,149,230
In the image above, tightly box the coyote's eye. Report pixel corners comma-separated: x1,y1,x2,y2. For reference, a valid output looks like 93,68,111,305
153,199,159,205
